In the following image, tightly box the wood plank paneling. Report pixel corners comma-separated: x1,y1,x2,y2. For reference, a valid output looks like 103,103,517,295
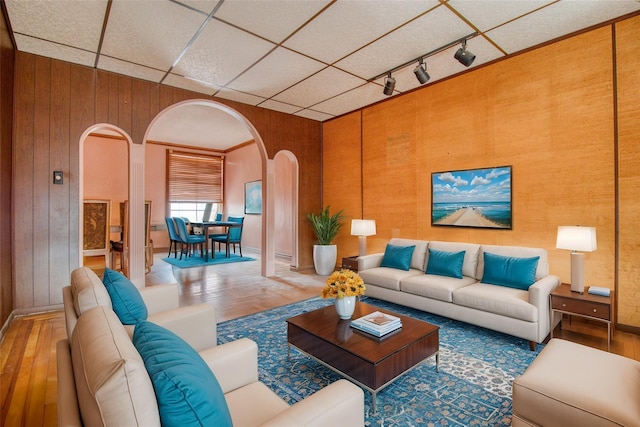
615,15,640,328
322,111,363,261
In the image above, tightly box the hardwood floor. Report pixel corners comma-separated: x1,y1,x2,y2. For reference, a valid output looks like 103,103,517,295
1,250,639,426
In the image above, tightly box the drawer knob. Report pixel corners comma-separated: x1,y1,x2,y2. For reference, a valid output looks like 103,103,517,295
562,304,566,307
593,309,597,313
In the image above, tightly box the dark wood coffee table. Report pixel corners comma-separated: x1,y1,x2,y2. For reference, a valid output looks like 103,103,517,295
286,301,439,413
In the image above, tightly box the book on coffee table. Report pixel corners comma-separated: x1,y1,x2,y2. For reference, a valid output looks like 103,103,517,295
351,311,402,337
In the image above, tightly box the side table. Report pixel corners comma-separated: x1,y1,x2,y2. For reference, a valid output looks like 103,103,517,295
341,256,359,272
550,283,614,351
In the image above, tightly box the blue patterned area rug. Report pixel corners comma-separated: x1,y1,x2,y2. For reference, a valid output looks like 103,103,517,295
161,251,255,268
217,296,544,426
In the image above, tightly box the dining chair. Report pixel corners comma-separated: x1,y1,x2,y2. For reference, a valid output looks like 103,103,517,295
164,217,181,258
173,217,206,260
210,216,244,257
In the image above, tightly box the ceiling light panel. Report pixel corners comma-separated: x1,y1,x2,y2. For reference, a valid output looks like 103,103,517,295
448,0,555,32
12,34,96,67
283,0,439,64
335,5,474,79
227,47,326,98
173,19,275,87
487,0,640,54
273,66,365,108
214,0,331,44
312,83,389,117
97,56,166,83
5,0,107,52
100,1,208,71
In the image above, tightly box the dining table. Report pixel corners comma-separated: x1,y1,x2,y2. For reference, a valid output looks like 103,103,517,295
189,221,243,261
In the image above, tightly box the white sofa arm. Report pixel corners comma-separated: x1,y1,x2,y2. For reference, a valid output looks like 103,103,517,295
260,379,365,427
146,303,217,352
359,253,383,271
139,283,180,314
199,338,259,393
528,275,561,342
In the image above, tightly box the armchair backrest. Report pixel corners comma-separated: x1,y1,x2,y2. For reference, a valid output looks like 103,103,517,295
227,216,244,241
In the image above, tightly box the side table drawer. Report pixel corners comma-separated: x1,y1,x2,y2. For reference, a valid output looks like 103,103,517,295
341,257,359,271
552,297,610,320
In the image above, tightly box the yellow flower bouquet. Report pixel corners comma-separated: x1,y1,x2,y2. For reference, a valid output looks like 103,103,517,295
321,269,366,299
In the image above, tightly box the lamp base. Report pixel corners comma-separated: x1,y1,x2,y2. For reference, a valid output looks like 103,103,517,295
570,251,585,294
358,236,367,258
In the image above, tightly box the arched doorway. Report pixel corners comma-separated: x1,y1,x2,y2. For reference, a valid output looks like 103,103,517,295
144,100,277,277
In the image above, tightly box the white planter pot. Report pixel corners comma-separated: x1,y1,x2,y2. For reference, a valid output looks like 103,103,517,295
313,244,337,275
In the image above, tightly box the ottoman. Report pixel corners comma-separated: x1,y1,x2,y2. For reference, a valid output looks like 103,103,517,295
512,339,640,426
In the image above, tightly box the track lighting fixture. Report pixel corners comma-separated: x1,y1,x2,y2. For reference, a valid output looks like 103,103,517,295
414,58,430,84
454,39,476,67
383,73,396,96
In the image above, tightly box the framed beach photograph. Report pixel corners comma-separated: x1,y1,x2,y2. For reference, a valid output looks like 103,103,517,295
244,180,262,214
431,166,512,229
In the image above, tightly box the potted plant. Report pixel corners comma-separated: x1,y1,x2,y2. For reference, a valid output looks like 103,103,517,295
307,206,344,275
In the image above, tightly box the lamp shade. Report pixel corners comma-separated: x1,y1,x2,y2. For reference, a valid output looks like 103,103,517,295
556,226,597,252
351,219,376,237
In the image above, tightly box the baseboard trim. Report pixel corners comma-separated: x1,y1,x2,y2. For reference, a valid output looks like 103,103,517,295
0,304,64,342
616,323,640,336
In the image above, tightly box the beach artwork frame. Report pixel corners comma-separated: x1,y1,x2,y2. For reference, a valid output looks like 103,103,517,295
244,180,262,214
431,166,512,229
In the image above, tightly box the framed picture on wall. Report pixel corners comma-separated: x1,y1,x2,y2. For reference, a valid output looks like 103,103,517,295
244,180,262,214
431,166,512,229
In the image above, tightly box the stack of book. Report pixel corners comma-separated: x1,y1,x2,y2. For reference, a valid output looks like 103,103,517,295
350,311,402,337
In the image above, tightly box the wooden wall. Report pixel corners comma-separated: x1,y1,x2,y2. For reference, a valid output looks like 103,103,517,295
1,5,15,326
11,52,321,311
323,17,640,330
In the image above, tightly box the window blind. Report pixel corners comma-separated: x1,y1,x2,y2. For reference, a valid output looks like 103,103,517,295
167,151,224,203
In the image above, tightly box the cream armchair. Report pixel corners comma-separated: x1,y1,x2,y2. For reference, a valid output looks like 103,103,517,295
63,267,217,351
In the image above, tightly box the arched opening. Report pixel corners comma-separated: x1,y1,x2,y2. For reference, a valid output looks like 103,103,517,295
274,150,299,270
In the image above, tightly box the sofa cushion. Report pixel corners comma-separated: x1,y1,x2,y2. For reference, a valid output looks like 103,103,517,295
478,244,549,281
389,238,429,270
481,252,540,290
360,267,423,291
452,283,538,322
400,274,477,302
425,248,465,279
71,306,160,427
102,268,148,324
380,244,415,271
70,267,112,317
133,320,233,427
427,241,481,279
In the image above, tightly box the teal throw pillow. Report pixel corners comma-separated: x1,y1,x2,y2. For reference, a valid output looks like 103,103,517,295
102,268,148,324
426,248,465,279
380,244,416,271
133,320,233,427
481,252,540,290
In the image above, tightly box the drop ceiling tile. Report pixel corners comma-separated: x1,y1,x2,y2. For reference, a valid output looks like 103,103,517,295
214,0,331,43
5,0,107,52
294,109,334,122
273,66,365,108
173,19,275,86
163,73,218,96
487,0,640,54
259,99,303,115
13,34,96,67
97,56,166,83
227,47,325,98
448,0,555,32
312,82,388,116
101,1,208,71
214,88,266,106
283,0,439,64
335,4,475,80
176,0,221,15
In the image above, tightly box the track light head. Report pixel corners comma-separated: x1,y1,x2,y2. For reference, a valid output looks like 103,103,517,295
454,39,475,67
383,73,396,96
414,59,430,84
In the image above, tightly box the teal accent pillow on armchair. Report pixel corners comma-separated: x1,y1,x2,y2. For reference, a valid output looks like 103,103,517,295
426,248,465,279
380,244,416,271
102,268,148,324
481,252,540,290
133,320,233,427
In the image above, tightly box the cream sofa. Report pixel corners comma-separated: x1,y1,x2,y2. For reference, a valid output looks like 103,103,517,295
359,238,560,349
512,339,640,426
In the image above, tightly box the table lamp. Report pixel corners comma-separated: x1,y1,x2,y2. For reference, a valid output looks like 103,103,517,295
351,219,376,257
556,226,597,293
